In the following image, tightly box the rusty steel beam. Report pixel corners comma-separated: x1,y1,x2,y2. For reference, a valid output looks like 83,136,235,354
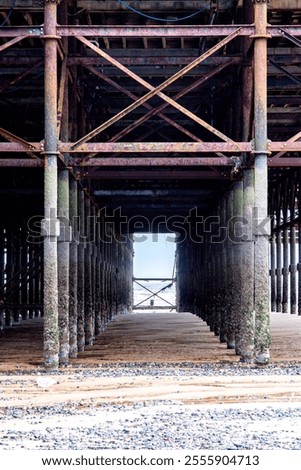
0,36,29,52
0,159,43,167
1,141,301,156
64,142,249,154
69,55,242,67
74,157,234,167
0,127,40,158
1,25,301,39
271,131,301,160
100,60,235,146
79,170,229,180
73,31,241,149
85,66,205,144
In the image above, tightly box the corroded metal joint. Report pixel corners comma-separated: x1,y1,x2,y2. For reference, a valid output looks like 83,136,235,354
41,35,62,40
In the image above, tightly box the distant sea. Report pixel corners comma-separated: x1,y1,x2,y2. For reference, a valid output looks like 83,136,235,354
133,280,176,309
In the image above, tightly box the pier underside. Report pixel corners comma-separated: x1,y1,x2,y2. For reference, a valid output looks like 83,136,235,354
0,0,301,368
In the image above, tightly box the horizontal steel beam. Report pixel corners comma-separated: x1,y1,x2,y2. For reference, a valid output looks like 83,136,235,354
76,157,234,166
77,1,225,11
64,142,249,154
1,25,301,38
94,189,214,197
81,170,228,179
0,158,43,167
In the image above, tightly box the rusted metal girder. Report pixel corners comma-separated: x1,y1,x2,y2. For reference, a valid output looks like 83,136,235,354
97,60,234,147
1,25,301,39
65,142,250,153
69,55,242,67
0,128,39,158
79,170,229,180
84,61,234,147
75,157,234,166
0,159,43,167
0,141,301,160
72,31,241,149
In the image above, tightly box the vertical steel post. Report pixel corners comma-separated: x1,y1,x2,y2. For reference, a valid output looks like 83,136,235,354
240,169,255,362
282,213,289,313
226,190,235,350
299,174,301,315
290,225,297,314
69,178,78,357
77,189,85,351
84,196,93,345
233,181,244,356
270,232,276,312
43,0,61,368
219,197,227,343
276,229,282,312
58,169,70,365
253,0,271,364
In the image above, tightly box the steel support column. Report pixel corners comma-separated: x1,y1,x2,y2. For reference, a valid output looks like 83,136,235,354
69,179,78,357
233,181,244,357
84,196,93,346
77,189,85,352
42,0,61,369
225,190,235,350
58,169,70,365
240,169,255,362
253,0,271,364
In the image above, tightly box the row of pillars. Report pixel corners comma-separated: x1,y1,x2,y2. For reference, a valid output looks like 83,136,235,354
270,170,301,315
0,225,42,329
176,0,271,365
43,0,133,367
176,173,270,364
44,173,134,367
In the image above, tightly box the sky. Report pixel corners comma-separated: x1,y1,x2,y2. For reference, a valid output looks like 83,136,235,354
133,233,176,278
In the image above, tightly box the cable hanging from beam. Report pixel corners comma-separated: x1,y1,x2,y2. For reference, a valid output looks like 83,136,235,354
116,0,213,23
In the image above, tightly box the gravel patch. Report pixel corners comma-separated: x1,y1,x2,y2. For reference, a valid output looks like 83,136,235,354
0,401,301,450
0,362,301,450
